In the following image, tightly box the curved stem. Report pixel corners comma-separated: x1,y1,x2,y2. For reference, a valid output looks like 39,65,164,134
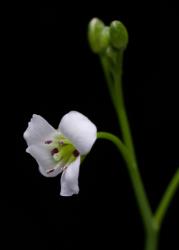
100,54,137,163
97,132,127,156
154,168,179,227
97,42,178,250
97,132,160,250
97,132,153,234
99,52,156,249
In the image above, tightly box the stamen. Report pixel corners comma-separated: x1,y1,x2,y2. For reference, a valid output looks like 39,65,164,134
73,149,80,157
45,140,52,144
51,148,59,155
47,164,62,174
46,168,55,174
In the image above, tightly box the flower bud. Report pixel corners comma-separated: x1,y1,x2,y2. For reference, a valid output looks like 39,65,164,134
88,18,110,53
110,20,128,49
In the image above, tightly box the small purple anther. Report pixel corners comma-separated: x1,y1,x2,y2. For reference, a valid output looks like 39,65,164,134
51,148,59,155
73,150,80,157
45,140,52,144
47,168,55,174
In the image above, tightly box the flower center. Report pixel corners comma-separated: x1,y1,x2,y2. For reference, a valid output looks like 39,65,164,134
45,134,79,169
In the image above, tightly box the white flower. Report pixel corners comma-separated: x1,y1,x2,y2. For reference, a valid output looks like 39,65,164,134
23,111,97,196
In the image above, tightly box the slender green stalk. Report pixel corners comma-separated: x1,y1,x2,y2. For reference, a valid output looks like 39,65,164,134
101,52,137,161
97,132,159,250
97,132,127,160
100,55,117,109
154,169,179,227
145,227,159,250
89,19,179,250
113,60,137,160
97,132,153,233
100,52,153,227
99,50,157,249
110,72,159,249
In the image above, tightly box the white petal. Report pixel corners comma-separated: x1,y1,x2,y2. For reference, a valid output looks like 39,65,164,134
58,111,97,155
60,156,80,196
23,114,56,146
26,144,63,177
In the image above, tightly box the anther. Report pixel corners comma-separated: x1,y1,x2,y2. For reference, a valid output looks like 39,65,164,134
46,168,55,174
73,150,80,157
51,148,59,155
45,140,52,144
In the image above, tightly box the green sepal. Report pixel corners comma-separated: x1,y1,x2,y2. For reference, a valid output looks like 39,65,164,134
88,18,110,53
110,20,128,50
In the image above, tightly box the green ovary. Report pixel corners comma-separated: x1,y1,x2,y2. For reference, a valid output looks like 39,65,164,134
50,135,78,166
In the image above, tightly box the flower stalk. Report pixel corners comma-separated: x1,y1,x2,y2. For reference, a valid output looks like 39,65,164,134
89,17,179,250
154,168,179,228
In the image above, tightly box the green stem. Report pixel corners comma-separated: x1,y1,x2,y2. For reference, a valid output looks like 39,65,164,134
99,53,158,249
97,132,126,155
112,59,153,227
97,132,160,250
97,132,153,234
154,168,179,227
100,55,117,109
101,51,136,161
111,59,162,250
145,227,159,250
98,46,178,250
113,65,137,161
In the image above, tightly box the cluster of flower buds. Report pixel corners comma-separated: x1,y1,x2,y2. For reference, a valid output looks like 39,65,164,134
88,18,128,54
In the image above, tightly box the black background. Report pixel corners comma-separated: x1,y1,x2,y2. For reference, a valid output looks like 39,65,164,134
3,2,179,250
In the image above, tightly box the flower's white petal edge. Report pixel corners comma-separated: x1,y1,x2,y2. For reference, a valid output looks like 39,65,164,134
58,111,97,155
60,156,80,196
26,144,63,177
23,114,57,147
